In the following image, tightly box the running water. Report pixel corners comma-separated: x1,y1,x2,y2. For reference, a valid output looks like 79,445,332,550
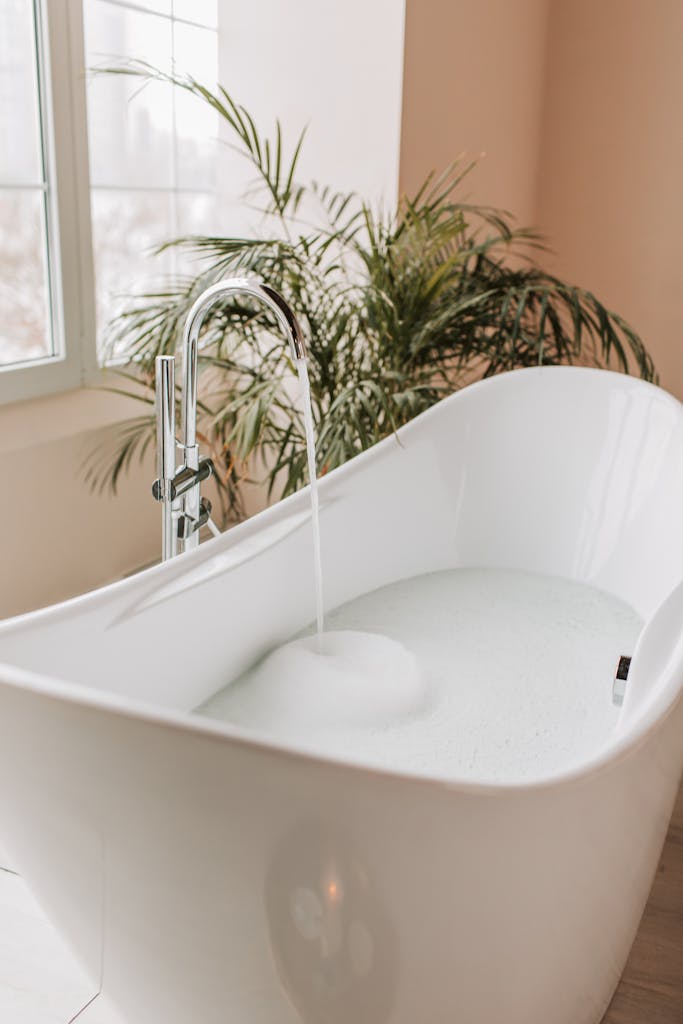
296,359,325,639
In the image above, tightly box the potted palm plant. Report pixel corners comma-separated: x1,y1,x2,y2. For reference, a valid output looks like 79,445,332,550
86,64,655,524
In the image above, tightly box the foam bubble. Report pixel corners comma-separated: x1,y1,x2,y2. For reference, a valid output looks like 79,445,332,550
197,569,643,782
213,630,425,734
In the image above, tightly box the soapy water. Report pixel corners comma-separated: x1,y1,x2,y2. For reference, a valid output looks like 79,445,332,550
196,568,643,783
202,630,425,734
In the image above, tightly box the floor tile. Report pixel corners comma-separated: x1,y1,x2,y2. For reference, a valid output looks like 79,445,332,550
0,868,115,1024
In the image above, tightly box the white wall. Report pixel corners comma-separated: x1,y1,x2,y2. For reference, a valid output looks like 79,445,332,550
216,0,406,233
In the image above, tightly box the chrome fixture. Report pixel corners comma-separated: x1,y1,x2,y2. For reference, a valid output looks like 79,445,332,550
152,277,307,561
613,654,631,707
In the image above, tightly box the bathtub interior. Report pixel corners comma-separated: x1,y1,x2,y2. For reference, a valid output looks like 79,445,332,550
0,367,682,745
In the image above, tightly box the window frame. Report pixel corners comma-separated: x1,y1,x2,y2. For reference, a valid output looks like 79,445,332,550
0,0,98,405
0,0,219,406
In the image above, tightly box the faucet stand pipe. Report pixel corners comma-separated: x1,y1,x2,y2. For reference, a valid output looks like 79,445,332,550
155,355,178,562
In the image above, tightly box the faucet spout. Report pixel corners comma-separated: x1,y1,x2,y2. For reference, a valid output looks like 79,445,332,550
152,277,307,560
181,277,306,451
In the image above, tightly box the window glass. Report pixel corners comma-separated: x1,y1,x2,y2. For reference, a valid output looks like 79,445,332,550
130,0,172,14
90,189,174,350
0,0,55,367
0,0,43,184
0,189,50,363
85,1,174,189
173,0,217,27
84,0,219,358
173,19,218,191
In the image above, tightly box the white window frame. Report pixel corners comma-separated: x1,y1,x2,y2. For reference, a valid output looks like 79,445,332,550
0,0,98,405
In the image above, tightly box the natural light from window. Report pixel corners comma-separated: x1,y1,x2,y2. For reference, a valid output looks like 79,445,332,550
0,0,56,368
84,0,219,359
0,0,220,380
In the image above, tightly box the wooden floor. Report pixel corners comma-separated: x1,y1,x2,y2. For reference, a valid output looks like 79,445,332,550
602,781,683,1022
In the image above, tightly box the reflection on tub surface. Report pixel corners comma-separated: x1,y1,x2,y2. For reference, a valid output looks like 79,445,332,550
266,820,396,1024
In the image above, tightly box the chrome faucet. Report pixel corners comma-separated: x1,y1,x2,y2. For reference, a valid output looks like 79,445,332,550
152,277,307,561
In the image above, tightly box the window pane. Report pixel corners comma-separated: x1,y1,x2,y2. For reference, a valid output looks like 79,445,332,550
91,188,174,357
174,192,223,279
173,0,217,28
84,1,219,357
84,0,174,189
132,0,171,14
176,192,220,237
173,21,217,190
0,0,43,184
0,189,51,365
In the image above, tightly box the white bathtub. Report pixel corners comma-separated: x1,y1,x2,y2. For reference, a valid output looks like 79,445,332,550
0,366,681,1024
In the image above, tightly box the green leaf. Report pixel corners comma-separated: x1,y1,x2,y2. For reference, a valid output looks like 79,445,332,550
85,68,656,523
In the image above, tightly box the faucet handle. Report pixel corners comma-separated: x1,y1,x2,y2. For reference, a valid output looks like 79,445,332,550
152,456,213,502
177,496,213,540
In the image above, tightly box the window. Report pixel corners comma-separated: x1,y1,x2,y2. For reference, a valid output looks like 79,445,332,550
0,0,218,402
0,0,59,368
83,0,218,356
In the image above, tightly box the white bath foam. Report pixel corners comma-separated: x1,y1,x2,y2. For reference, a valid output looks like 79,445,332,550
199,630,425,732
197,569,643,782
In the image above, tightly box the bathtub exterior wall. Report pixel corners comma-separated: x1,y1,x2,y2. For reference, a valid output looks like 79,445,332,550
0,670,680,1024
0,369,682,1023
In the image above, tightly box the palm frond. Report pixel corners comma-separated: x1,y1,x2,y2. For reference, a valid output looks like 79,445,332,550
86,67,656,523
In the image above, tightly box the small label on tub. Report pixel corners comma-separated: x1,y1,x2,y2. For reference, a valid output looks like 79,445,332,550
615,655,631,681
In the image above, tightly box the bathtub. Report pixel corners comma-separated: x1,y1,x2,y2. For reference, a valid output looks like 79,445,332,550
0,366,681,1024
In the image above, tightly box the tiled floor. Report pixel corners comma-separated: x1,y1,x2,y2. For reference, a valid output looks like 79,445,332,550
0,867,124,1024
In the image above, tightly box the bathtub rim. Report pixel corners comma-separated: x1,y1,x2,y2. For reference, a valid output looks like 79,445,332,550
2,363,679,632
0,648,680,799
0,364,682,796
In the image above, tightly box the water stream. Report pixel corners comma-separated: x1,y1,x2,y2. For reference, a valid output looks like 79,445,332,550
296,359,325,639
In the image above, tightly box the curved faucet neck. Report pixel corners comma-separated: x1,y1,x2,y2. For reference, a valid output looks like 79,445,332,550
180,277,306,450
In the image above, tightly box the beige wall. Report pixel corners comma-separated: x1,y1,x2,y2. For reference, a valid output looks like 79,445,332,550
0,389,160,618
400,0,549,225
400,0,683,398
535,0,683,397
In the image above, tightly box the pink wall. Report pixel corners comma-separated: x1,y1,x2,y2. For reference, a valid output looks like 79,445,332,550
400,0,683,397
400,0,549,227
535,0,683,397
